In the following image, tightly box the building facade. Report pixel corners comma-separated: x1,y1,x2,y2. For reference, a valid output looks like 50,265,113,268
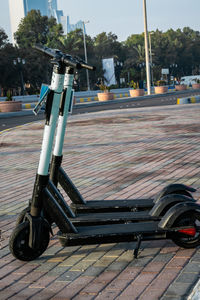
67,16,85,34
48,0,67,34
9,0,66,43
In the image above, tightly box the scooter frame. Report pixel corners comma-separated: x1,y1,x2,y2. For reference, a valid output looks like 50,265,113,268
9,45,200,262
48,64,196,214
46,62,198,227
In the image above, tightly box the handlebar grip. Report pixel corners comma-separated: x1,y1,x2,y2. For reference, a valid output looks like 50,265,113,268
79,63,96,71
63,57,81,69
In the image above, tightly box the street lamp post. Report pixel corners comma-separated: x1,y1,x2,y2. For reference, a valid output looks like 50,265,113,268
114,61,123,88
149,32,154,86
138,62,145,86
170,63,178,85
82,21,90,91
143,0,151,95
13,57,26,95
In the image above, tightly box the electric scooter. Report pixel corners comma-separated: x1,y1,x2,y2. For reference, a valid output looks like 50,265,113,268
9,45,200,262
46,51,198,227
46,54,196,215
16,47,197,227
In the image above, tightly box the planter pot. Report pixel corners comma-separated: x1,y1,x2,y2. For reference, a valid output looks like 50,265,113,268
154,86,168,94
192,83,200,89
129,89,145,97
97,92,114,101
175,84,187,91
0,101,22,113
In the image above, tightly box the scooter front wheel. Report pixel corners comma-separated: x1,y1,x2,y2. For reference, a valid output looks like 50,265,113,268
171,211,200,248
16,207,53,226
16,207,30,225
9,221,50,261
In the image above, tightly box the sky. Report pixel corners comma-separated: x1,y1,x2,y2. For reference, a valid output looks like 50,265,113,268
1,0,200,42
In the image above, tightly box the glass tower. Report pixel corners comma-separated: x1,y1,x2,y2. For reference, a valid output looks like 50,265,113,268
23,0,48,16
9,0,66,43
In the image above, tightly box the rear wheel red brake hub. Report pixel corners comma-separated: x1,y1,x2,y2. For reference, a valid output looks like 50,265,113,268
178,228,196,236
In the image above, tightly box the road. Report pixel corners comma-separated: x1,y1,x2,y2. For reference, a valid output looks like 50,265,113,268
0,89,199,131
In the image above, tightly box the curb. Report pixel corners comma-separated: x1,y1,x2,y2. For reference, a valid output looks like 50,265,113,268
22,89,176,105
21,93,132,107
0,109,44,119
22,103,37,109
1,90,200,119
177,95,200,104
76,90,176,103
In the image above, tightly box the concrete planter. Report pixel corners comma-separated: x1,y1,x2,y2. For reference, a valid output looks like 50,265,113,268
175,84,187,91
97,92,114,101
129,89,144,97
154,86,168,94
0,101,22,112
192,83,200,89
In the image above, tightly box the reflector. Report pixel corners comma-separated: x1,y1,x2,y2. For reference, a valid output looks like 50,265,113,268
178,228,196,236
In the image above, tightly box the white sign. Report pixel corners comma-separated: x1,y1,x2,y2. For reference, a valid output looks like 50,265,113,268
161,68,169,75
102,58,116,86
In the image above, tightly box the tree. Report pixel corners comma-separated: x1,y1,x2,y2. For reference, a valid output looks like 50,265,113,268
13,10,65,93
14,10,63,48
152,28,200,78
1,19,200,93
0,29,18,94
93,32,125,87
123,34,145,83
0,27,9,48
60,29,85,57
94,32,123,59
60,29,97,90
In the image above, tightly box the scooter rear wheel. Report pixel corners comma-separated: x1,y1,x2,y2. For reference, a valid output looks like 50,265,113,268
9,221,50,261
171,211,200,248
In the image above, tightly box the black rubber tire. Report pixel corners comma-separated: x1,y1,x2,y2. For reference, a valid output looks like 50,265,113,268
9,221,50,261
171,211,200,248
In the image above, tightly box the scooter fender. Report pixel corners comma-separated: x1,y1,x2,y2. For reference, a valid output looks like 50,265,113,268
154,183,196,203
150,194,196,217
158,202,200,229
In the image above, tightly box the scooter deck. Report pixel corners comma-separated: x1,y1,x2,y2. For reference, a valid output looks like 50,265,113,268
58,167,154,213
58,221,167,247
46,182,156,227
71,210,158,226
70,198,154,214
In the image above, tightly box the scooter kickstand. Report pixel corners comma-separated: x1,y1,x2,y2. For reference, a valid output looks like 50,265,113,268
134,234,142,258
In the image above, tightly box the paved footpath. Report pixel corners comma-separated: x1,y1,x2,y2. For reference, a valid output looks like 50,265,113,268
0,104,200,300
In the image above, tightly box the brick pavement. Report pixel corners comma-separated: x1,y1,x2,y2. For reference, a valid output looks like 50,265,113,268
0,103,200,300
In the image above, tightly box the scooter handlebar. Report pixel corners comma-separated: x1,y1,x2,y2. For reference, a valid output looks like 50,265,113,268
34,44,56,58
34,44,95,71
63,56,81,69
34,44,81,69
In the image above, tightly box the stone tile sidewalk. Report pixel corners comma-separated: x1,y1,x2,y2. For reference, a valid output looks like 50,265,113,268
0,104,200,300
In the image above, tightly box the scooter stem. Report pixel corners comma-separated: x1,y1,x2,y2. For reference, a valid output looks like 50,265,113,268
53,67,74,157
37,65,65,175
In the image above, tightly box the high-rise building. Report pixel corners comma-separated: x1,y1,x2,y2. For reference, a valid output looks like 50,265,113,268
67,16,85,34
24,0,48,16
8,0,66,43
48,0,67,35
